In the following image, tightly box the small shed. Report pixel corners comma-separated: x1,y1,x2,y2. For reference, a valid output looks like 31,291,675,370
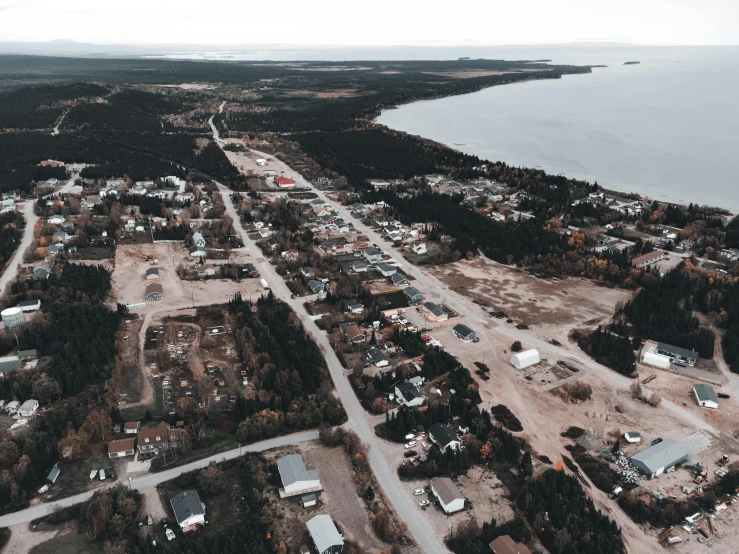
623,432,641,444
510,349,540,369
47,464,61,484
301,493,317,508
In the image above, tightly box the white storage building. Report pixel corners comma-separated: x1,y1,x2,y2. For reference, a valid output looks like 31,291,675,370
693,384,718,409
430,477,465,514
510,349,540,369
277,454,323,498
642,350,670,369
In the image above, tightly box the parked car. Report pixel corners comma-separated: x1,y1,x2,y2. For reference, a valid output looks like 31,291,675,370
38,484,49,494
651,437,663,446
137,520,144,528
404,450,418,458
404,441,417,449
147,514,153,526
418,500,430,507
166,528,176,541
413,489,425,496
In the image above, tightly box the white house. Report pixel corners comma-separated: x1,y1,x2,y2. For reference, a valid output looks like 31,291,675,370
430,477,465,514
428,423,461,452
510,349,540,369
277,454,323,498
170,490,206,532
107,438,136,458
394,383,425,408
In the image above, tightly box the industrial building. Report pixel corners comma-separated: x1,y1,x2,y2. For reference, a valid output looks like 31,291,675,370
430,477,465,514
693,384,719,409
306,514,344,554
510,349,540,369
277,454,323,498
630,439,688,478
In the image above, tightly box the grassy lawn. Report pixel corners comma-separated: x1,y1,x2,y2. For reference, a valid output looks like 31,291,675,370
120,380,164,422
49,453,112,499
30,529,103,554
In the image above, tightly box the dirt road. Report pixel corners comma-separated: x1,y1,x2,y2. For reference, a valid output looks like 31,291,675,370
0,201,38,299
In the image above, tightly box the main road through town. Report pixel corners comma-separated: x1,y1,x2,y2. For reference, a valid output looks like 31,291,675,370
215,181,450,554
0,430,319,528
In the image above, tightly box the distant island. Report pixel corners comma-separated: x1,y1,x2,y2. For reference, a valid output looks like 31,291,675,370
623,61,641,65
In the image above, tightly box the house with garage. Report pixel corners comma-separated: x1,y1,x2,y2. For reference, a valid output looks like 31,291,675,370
342,324,366,344
403,286,424,304
430,477,465,514
306,514,344,554
347,303,364,315
170,490,206,533
107,438,136,458
137,421,171,454
452,323,477,342
630,439,688,478
145,283,164,302
394,382,425,408
352,261,368,273
693,384,719,409
277,454,323,498
367,348,389,368
428,423,461,452
307,280,325,294
422,302,448,322
123,421,141,435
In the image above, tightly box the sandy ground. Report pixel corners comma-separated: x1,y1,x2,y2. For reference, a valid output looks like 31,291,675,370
3,523,62,554
111,243,264,408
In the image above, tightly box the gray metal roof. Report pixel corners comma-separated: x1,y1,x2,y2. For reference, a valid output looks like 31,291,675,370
47,466,60,483
453,323,476,338
277,454,319,488
423,302,445,317
367,348,388,364
397,383,422,403
631,439,688,474
17,299,41,308
306,514,344,553
170,490,205,524
657,342,698,360
429,423,460,448
694,384,718,404
403,286,423,299
431,477,464,505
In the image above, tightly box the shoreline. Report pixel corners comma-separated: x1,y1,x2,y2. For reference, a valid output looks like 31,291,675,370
373,78,736,218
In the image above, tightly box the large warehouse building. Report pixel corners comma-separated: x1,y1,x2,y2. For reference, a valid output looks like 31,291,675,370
630,439,688,478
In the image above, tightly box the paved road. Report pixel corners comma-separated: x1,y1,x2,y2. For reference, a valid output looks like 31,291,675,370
217,183,450,554
0,201,38,299
0,430,319,528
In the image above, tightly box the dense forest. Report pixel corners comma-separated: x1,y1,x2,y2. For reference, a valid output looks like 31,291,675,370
577,326,637,376
518,469,625,554
0,210,25,270
227,293,346,441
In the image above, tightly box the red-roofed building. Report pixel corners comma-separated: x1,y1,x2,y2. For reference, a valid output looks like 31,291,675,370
274,176,296,189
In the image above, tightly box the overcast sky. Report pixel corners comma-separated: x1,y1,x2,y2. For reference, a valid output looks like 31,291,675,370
0,0,736,46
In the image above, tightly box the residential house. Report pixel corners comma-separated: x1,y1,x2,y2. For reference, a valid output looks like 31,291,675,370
39,159,65,168
189,246,206,258
266,238,279,251
17,350,37,361
403,286,424,304
394,382,425,408
430,477,465,514
679,239,695,250
347,304,364,315
352,262,368,273
196,264,220,278
307,280,325,294
693,384,719,409
376,263,397,277
452,323,477,342
390,272,409,286
277,454,323,498
362,248,383,263
48,215,65,225
306,514,344,554
46,244,64,256
170,490,206,533
656,342,698,366
367,348,389,368
489,535,532,554
107,438,136,458
191,227,206,248
342,324,366,344
137,421,171,454
145,267,160,280
52,231,70,243
17,299,41,312
145,283,164,302
123,421,141,435
274,176,296,189
243,263,258,277
422,302,448,322
428,423,461,452
631,250,666,268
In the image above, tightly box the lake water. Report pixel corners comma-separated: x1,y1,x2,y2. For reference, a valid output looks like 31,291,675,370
375,45,739,212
